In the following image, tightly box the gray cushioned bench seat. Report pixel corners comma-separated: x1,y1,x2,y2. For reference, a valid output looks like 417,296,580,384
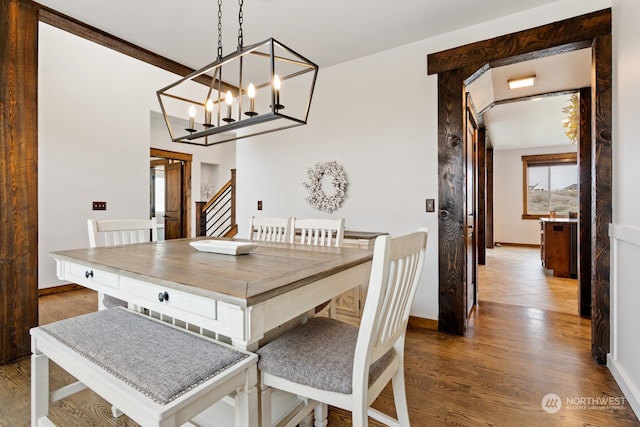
31,307,258,427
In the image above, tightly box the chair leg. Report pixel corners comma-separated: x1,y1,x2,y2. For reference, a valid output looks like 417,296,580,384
313,402,328,427
259,381,272,427
391,367,410,426
31,351,50,427
236,365,259,427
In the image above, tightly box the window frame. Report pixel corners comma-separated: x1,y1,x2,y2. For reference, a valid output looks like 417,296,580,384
522,152,578,220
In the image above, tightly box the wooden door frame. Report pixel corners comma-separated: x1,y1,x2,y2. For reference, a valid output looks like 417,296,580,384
150,148,192,239
465,100,479,315
427,9,612,364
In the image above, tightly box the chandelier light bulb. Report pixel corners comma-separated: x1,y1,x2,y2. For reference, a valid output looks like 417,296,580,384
273,75,282,109
204,99,214,126
223,91,235,122
186,104,196,132
245,83,258,117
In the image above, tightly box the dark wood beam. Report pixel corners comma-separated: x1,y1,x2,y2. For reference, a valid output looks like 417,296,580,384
0,0,39,364
427,9,611,75
437,68,467,335
591,34,612,365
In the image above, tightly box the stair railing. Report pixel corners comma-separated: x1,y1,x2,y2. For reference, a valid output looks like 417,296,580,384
195,169,237,238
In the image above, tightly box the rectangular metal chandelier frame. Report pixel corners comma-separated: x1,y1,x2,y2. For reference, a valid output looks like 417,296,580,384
157,38,318,146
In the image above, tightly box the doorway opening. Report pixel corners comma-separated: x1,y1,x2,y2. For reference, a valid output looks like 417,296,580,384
150,148,193,240
467,52,587,318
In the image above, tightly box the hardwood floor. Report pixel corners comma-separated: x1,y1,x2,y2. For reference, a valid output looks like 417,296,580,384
0,248,638,426
479,245,579,315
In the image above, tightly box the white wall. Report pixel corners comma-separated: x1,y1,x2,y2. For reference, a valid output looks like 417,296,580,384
609,0,640,417
38,23,235,289
235,0,611,320
494,145,577,245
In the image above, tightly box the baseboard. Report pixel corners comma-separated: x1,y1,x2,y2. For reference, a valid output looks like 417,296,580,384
608,355,640,422
408,315,438,331
494,242,540,248
38,283,84,297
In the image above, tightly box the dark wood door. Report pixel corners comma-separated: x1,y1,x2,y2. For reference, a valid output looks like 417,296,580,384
465,108,478,316
164,162,183,239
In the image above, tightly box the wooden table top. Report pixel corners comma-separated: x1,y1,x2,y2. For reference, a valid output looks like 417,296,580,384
51,237,373,306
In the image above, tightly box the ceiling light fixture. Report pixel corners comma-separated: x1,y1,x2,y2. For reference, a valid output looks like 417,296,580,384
507,75,536,90
157,0,318,146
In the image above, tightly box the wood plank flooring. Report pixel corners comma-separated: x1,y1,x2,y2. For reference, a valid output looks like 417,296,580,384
479,245,579,315
0,245,638,426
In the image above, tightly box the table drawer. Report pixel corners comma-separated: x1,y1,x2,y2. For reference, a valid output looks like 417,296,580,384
122,277,217,320
66,263,119,292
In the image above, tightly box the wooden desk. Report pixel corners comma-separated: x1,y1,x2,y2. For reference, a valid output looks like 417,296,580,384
51,237,373,351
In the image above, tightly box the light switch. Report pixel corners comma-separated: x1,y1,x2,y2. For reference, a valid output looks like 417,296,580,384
92,201,107,210
426,199,435,212
257,200,263,210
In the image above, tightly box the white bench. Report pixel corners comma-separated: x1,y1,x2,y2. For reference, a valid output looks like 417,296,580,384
31,307,258,427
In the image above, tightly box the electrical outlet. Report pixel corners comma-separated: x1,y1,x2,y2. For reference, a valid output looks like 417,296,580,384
425,199,435,212
92,201,107,210
257,200,263,210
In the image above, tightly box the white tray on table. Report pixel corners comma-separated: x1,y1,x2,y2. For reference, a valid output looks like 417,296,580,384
189,240,258,255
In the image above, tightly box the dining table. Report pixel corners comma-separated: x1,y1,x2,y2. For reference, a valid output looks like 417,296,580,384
51,236,373,350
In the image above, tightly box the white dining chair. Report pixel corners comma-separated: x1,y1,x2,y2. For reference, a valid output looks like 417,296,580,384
248,216,293,243
291,217,345,317
87,218,158,310
257,228,428,427
290,217,344,247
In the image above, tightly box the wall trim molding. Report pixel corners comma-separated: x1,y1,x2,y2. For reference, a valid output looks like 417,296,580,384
609,224,640,246
38,284,84,297
408,316,438,331
608,222,640,420
608,356,640,421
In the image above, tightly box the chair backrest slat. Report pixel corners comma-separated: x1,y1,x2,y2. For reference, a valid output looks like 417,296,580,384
249,217,293,243
88,218,158,248
291,218,345,247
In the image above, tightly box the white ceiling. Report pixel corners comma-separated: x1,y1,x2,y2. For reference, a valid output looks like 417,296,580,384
468,48,592,150
36,0,563,69
36,0,586,151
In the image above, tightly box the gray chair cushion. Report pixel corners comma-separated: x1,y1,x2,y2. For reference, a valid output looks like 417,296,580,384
39,307,249,405
256,317,395,394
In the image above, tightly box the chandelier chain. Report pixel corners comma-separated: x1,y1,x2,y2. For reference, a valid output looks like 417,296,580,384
237,0,244,49
217,0,223,59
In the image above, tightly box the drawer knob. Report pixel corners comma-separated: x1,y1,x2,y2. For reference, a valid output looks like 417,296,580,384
158,291,169,302
85,270,93,278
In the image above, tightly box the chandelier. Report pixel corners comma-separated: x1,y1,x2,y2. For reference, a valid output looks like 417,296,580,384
157,0,318,146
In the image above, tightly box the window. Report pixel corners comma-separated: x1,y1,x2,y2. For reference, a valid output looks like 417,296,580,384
522,153,578,219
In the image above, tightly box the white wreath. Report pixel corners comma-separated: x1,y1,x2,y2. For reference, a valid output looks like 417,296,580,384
303,161,347,212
